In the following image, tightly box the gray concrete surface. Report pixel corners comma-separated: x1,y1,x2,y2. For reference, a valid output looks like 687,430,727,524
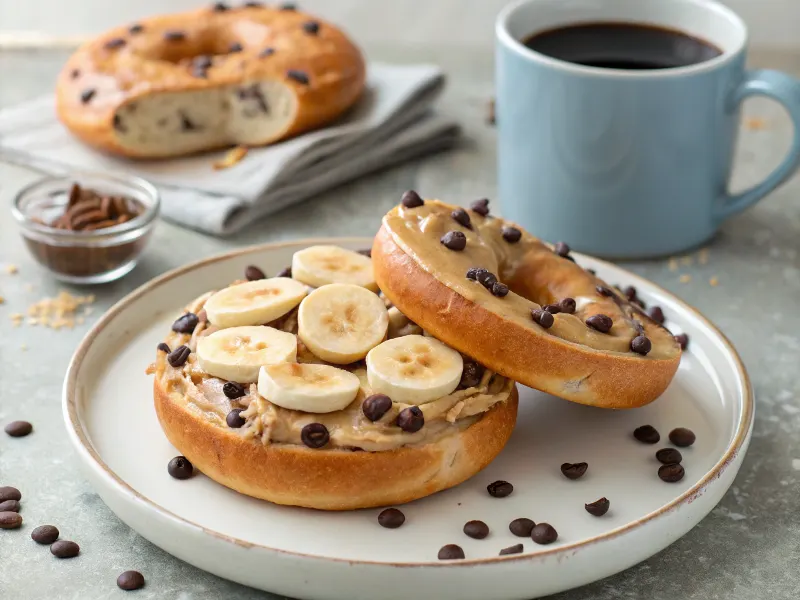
0,45,799,599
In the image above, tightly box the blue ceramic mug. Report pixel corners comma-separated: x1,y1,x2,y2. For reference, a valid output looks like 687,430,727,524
496,0,800,258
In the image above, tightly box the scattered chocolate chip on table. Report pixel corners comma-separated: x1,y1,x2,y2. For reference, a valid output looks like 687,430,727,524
0,486,22,502
4,421,33,437
31,525,60,545
669,427,696,447
463,520,490,539
0,511,23,529
377,508,405,529
51,540,81,559
487,480,513,498
633,424,661,444
167,456,194,480
117,570,146,591
437,544,465,560
509,518,535,537
531,523,558,545
560,462,588,480
658,463,686,483
656,448,683,465
499,543,523,556
584,497,610,517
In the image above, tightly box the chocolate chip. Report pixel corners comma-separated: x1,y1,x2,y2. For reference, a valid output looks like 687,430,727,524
499,543,523,555
458,362,484,389
104,37,126,50
212,2,229,11
401,190,424,208
129,24,143,34
51,540,80,558
277,266,292,278
531,523,558,545
259,47,276,58
70,69,80,79
509,518,535,537
631,335,652,355
658,463,685,482
585,497,610,517
470,198,490,217
0,512,23,529
669,427,696,447
560,462,588,480
193,55,213,70
0,487,21,502
180,112,198,131
487,480,513,498
438,544,465,560
558,297,577,314
191,67,208,79
113,114,126,132
585,314,612,333
451,208,472,229
0,500,20,512
357,248,372,258
378,508,405,529
31,525,60,544
164,30,186,42
301,423,329,448
543,304,561,314
229,42,243,53
226,409,246,428
222,381,246,400
674,333,689,350
117,570,146,591
463,520,489,539
648,306,665,324
168,456,193,480
245,1,264,6
80,89,96,104
362,394,392,422
245,265,266,280
621,286,636,301
396,406,424,433
280,2,297,9
440,231,467,251
586,268,596,275
491,282,509,297
596,285,613,297
476,270,497,288
502,226,522,243
4,421,32,437
531,308,554,329
303,21,320,34
656,448,683,464
633,425,660,444
172,312,199,333
554,241,571,257
287,69,309,84
466,267,480,280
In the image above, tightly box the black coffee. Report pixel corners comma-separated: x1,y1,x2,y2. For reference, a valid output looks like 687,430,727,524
523,22,722,70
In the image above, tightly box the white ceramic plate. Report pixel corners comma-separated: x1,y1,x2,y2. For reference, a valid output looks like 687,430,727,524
64,238,753,600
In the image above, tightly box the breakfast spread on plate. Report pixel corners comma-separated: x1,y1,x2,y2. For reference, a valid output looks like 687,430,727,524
56,3,365,158
147,195,685,516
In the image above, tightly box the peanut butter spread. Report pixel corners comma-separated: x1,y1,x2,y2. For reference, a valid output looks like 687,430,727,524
383,200,678,360
152,285,513,452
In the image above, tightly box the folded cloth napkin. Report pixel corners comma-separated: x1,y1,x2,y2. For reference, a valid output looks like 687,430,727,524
0,63,459,236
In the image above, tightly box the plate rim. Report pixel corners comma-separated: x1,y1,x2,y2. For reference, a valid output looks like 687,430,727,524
62,237,754,568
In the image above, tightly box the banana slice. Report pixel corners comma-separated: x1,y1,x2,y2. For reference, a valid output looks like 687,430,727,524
292,245,378,291
196,326,297,383
366,335,463,404
387,306,423,338
297,283,388,364
258,363,361,413
204,278,307,328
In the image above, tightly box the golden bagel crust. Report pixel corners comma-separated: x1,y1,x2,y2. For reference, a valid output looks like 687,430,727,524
56,4,365,157
154,375,518,510
373,199,682,409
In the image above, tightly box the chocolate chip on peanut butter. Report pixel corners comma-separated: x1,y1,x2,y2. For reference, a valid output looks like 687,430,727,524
648,306,665,324
623,285,638,301
70,69,80,79
362,394,392,422
595,285,613,297
554,241,571,257
303,21,320,35
531,308,554,329
129,23,144,34
80,89,96,104
491,282,509,297
228,42,243,53
163,30,186,42
451,208,472,229
501,226,522,243
630,335,652,355
287,69,310,85
245,265,266,281
674,333,690,350
172,313,199,333
458,361,484,389
301,423,330,448
543,304,561,314
396,406,424,433
276,266,292,278
470,198,490,217
476,270,497,288
212,2,229,11
226,409,246,428
245,1,264,6
104,37,126,50
280,2,297,9
440,231,467,251
585,314,613,333
223,381,246,399
259,47,276,58
167,345,191,368
401,190,424,208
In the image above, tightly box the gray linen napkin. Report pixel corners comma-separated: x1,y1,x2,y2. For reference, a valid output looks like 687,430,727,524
0,63,459,235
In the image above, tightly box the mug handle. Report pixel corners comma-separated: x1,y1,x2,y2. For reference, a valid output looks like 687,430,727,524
714,69,800,223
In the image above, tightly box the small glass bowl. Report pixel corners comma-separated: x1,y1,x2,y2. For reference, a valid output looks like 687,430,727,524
11,171,160,284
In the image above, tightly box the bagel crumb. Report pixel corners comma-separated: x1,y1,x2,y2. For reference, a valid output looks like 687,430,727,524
679,255,693,266
709,276,719,286
0,296,5,304
7,290,97,329
5,264,18,275
213,145,249,170
698,248,710,264
679,274,692,283
668,258,678,271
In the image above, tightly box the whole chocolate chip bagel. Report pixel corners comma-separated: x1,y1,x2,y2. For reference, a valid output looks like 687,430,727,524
56,3,365,158
372,193,682,409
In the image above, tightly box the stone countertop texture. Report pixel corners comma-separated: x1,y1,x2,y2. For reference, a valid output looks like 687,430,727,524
0,44,799,600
